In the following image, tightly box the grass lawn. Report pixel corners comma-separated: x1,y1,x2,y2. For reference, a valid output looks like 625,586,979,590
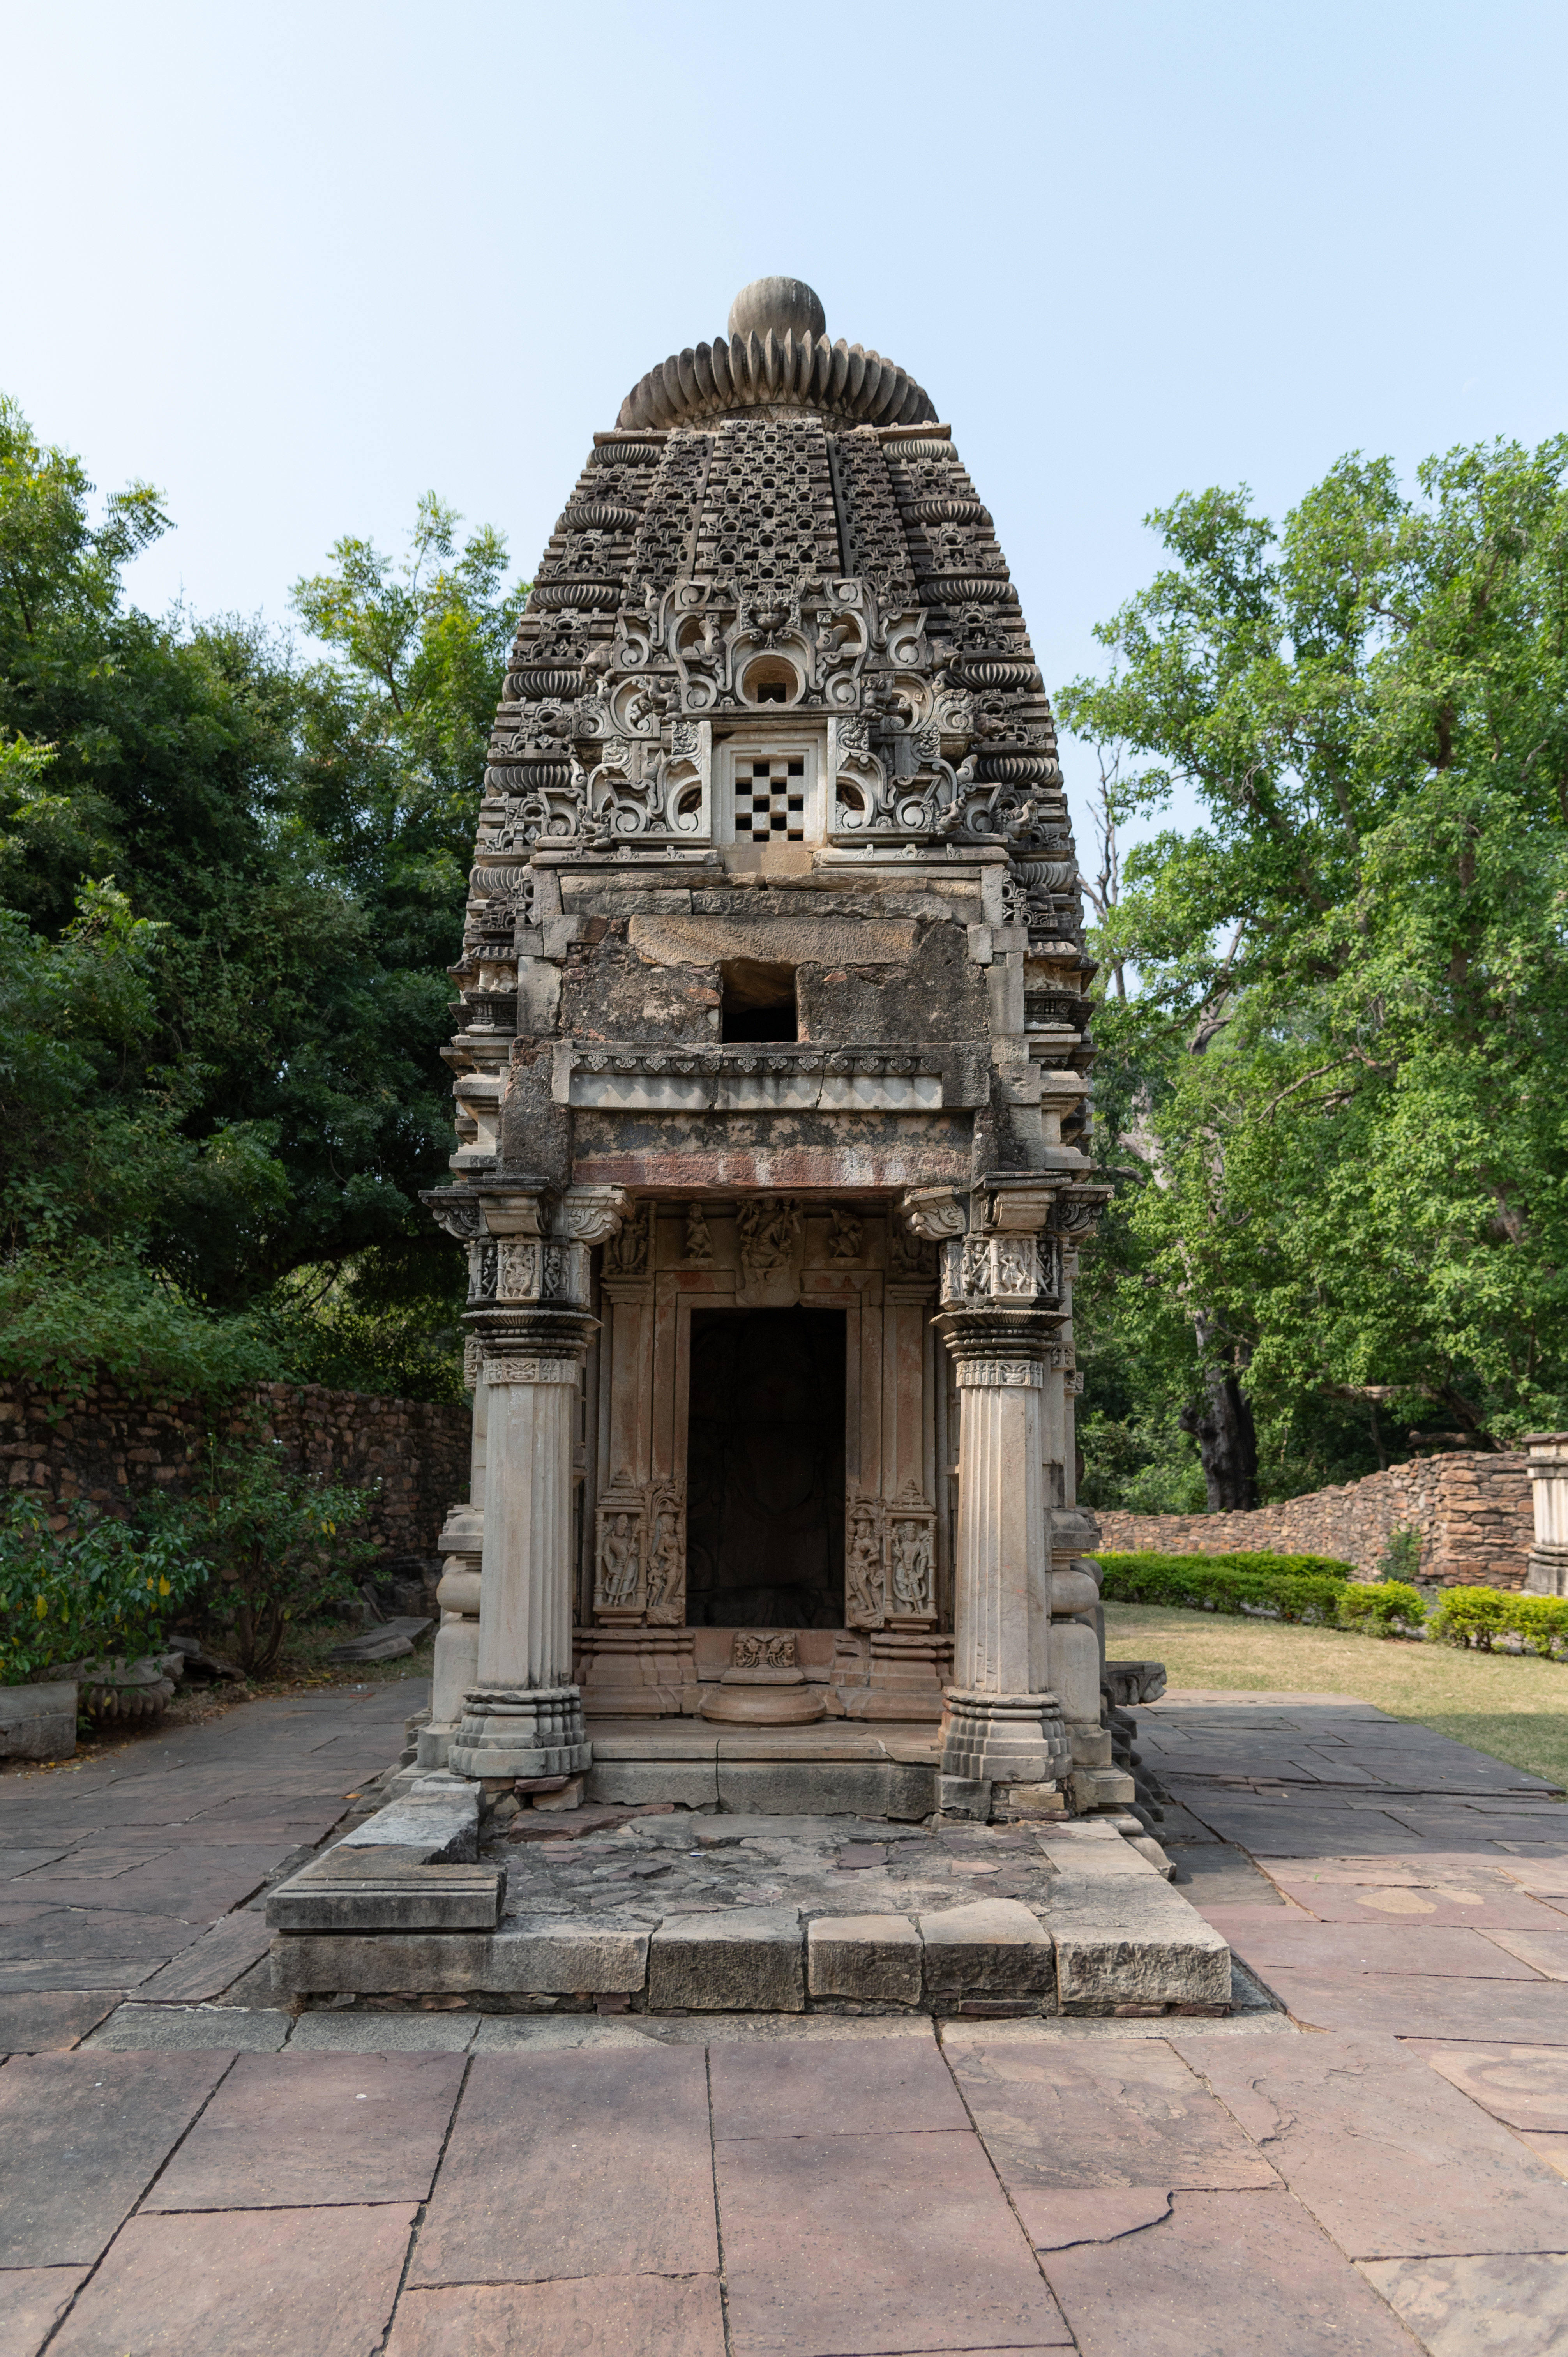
1105,1599,1568,1796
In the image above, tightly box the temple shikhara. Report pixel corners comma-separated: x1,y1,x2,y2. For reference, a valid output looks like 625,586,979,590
264,279,1225,2018
417,274,1132,1820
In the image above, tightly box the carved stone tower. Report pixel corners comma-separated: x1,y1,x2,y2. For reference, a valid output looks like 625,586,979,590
422,277,1108,1813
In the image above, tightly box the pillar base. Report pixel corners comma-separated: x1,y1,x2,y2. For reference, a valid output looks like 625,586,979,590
938,1689,1069,1785
448,1685,592,1780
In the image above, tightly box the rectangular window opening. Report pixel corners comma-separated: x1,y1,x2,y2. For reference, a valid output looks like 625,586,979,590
720,958,798,1043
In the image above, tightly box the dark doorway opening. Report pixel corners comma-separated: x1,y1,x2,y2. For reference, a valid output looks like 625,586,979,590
685,1307,845,1627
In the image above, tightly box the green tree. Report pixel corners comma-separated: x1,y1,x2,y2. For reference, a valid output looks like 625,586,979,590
0,399,525,1394
1061,436,1568,1502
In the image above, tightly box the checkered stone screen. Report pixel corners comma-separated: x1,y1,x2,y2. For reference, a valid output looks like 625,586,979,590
740,759,806,842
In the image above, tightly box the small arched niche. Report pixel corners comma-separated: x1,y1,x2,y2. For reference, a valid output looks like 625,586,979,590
740,654,802,707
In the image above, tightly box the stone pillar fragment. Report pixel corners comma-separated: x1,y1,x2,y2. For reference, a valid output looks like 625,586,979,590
1526,1433,1568,1596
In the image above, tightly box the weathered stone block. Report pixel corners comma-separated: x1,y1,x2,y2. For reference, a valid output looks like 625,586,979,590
807,1914,922,2005
489,1915,651,1994
1068,1765,1137,1812
271,1932,490,1996
648,1907,805,2011
340,1774,479,1864
0,1682,77,1761
715,1760,934,1819
265,1848,503,1933
1047,1834,1232,2008
936,1774,991,1819
585,1761,719,1809
919,1899,1054,2003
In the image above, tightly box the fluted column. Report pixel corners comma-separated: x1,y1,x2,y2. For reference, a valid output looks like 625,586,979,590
436,1180,627,1783
916,1178,1072,1794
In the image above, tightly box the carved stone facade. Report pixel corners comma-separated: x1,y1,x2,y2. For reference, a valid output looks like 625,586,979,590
425,279,1113,1809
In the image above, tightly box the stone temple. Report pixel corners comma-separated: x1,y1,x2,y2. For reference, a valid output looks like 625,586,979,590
416,274,1138,1820
265,282,1229,2018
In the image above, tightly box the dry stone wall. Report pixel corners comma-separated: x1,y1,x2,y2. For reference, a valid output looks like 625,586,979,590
0,1376,469,1568
1094,1452,1533,1589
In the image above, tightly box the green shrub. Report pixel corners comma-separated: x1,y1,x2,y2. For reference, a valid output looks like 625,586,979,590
1338,1579,1427,1636
0,1493,208,1684
1094,1551,1356,1623
144,1437,378,1676
1429,1587,1568,1659
1377,1527,1425,1583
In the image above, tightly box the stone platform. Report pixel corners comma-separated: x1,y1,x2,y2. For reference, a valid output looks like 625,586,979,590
265,1776,1232,2014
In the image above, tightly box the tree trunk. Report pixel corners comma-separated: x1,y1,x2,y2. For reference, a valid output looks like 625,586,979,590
1181,1362,1259,1511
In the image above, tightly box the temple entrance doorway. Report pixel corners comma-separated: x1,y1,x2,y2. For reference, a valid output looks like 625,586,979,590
684,1307,846,1627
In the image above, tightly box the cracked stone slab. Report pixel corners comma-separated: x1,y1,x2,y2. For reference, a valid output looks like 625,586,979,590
1175,2029,1568,2257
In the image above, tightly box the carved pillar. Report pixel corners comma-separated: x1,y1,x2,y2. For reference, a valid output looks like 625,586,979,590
911,1181,1072,1793
436,1180,626,1782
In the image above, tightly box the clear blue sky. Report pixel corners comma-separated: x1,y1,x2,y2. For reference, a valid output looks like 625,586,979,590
4,0,1564,856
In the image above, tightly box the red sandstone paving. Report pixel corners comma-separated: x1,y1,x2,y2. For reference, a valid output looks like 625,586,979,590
1202,1911,1549,1980
0,1992,118,2053
1259,1869,1563,1926
1175,2029,1568,2258
941,2033,1277,2198
134,1912,272,2002
384,2276,727,2357
716,2126,1073,2356
147,2051,466,2210
0,2051,231,2266
708,2032,966,2140
1254,1967,1568,2041
14,1846,279,1920
410,2046,718,2287
1501,1859,1568,1897
48,2203,417,2357
1358,2251,1568,2353
0,2265,91,2351
0,1909,211,1965
1040,2189,1430,2357
1473,1926,1568,1977
0,1961,158,1995
1405,2041,1568,2131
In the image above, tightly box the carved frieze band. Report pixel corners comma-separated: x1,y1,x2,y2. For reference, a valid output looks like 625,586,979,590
482,1356,582,1387
954,1360,1044,1389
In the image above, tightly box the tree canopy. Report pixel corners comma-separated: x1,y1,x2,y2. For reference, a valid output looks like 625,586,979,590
0,395,526,1396
1062,435,1568,1507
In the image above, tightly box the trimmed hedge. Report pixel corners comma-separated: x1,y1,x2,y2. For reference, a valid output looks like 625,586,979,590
1338,1580,1428,1635
1094,1550,1357,1625
1428,1587,1568,1659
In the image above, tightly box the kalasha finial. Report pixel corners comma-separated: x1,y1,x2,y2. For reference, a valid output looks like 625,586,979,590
727,276,827,343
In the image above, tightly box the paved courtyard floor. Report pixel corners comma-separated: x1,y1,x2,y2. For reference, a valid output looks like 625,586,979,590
3,1679,1568,2354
